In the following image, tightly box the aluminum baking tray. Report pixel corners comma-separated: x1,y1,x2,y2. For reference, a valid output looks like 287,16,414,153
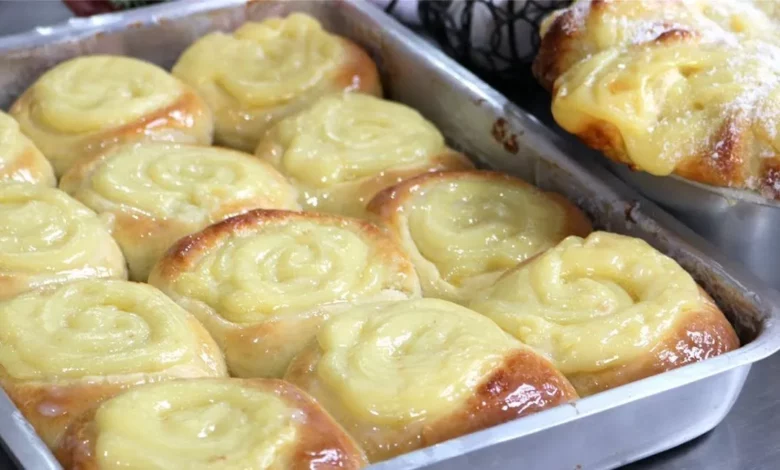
0,1,779,469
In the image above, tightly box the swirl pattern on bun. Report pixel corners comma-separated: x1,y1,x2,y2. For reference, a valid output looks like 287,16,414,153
0,280,227,448
285,298,577,462
0,182,126,299
57,378,368,470
368,170,592,304
10,55,213,177
256,93,474,218
148,209,421,378
173,13,381,152
60,142,300,281
469,232,740,396
0,111,55,186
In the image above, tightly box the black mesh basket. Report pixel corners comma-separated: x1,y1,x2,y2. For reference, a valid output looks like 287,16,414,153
384,0,571,86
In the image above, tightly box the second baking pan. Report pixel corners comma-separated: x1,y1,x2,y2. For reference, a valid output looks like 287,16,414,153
0,1,778,469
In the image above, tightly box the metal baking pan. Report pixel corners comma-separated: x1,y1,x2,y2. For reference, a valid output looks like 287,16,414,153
0,1,779,469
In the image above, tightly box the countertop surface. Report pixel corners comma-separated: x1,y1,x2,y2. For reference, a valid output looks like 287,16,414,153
0,3,777,469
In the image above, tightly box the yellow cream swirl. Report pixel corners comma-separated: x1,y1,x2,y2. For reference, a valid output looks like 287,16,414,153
374,172,590,304
267,93,445,187
0,111,55,186
409,176,573,284
257,93,467,217
92,380,297,470
314,299,520,424
469,232,704,374
172,14,351,151
65,142,299,222
28,56,181,134
552,39,780,176
0,183,126,298
60,142,300,281
0,280,226,381
169,218,418,324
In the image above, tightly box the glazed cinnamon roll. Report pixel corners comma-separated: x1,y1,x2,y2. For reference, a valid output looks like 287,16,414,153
367,170,592,304
148,209,421,378
469,231,740,396
59,142,300,281
0,280,227,449
172,13,381,152
0,183,126,299
256,93,473,218
56,378,368,470
10,55,213,177
0,111,55,186
285,298,577,462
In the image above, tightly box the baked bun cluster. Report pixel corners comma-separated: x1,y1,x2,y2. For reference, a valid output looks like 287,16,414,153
148,209,421,378
534,0,780,198
0,11,741,469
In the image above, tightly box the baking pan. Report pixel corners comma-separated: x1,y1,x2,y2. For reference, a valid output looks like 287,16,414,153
0,1,778,469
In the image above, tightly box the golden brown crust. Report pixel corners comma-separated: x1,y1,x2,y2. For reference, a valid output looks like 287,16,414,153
422,349,577,447
337,38,383,99
10,85,213,177
285,342,577,462
3,379,130,452
1,145,56,186
56,378,368,470
561,288,739,396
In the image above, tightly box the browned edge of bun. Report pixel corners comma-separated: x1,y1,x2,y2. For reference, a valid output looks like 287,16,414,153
567,287,740,396
285,340,577,462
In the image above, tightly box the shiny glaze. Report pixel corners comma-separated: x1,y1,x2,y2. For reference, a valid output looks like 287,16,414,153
148,209,421,378
0,111,55,186
469,231,739,394
256,93,472,217
285,298,577,462
173,14,382,152
11,55,213,177
0,279,227,448
368,171,591,304
59,142,300,281
56,379,368,470
536,0,780,197
0,183,126,300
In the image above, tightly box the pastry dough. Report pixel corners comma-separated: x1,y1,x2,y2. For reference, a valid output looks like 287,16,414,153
0,280,227,448
59,142,300,281
256,93,474,218
469,232,740,396
10,55,213,177
285,298,577,462
148,209,421,379
0,182,126,299
0,111,55,186
534,0,780,198
367,170,592,304
57,378,368,470
172,13,382,152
